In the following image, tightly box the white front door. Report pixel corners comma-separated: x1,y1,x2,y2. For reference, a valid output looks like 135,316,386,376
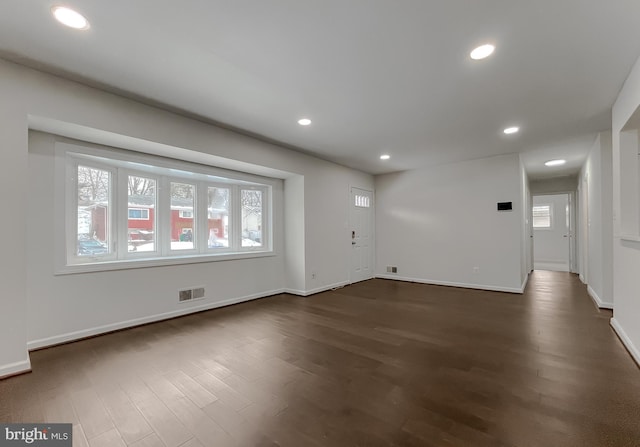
533,193,571,272
350,187,373,283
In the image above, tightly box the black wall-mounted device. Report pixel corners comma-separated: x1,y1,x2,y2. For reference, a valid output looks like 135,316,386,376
497,202,513,211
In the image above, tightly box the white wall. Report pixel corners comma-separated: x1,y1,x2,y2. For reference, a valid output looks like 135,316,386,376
520,158,533,280
611,54,640,365
578,132,613,308
530,176,578,194
375,153,525,293
0,88,30,377
0,58,373,377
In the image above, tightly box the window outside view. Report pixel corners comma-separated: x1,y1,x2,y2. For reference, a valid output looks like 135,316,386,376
77,165,111,256
170,182,195,250
128,176,156,253
69,148,270,268
241,189,262,247
532,205,552,229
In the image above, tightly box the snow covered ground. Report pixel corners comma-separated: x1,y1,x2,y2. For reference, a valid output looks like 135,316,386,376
126,238,261,252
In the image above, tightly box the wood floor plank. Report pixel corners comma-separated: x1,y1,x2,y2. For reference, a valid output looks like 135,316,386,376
164,370,218,408
72,424,90,447
87,428,126,447
134,395,192,447
1,272,639,446
95,384,154,444
128,433,165,447
69,388,114,440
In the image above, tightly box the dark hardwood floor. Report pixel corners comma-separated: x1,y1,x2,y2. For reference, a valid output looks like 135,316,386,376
1,271,639,446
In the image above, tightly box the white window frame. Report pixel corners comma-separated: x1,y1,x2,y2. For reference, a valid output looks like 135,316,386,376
68,159,117,264
56,141,274,274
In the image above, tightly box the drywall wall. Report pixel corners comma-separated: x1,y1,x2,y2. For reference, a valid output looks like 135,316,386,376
284,175,306,293
533,194,571,271
530,176,578,194
611,54,640,365
0,93,30,377
578,133,613,308
375,153,524,293
0,58,373,376
520,157,533,284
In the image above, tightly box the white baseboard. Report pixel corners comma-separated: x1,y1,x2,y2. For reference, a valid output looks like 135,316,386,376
587,285,614,309
611,318,640,367
0,359,31,379
284,280,350,297
521,272,530,293
375,274,523,294
27,288,287,351
579,274,586,283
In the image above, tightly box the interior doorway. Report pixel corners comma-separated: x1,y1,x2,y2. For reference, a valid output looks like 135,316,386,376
349,187,374,283
533,193,573,272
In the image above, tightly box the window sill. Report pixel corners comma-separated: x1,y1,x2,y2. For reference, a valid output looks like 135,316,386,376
55,250,275,275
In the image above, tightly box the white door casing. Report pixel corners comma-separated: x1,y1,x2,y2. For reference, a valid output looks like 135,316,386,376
533,193,572,272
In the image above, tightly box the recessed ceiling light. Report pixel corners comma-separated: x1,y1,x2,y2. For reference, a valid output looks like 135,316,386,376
470,44,495,60
297,118,311,126
545,159,567,167
503,126,520,135
52,6,90,30
380,154,390,160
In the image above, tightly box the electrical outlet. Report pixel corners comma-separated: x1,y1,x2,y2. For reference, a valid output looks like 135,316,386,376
473,267,480,273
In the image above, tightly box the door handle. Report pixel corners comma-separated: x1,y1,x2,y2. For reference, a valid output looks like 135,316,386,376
352,242,356,245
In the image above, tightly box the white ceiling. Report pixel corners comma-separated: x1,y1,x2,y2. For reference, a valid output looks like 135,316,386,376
1,1,640,178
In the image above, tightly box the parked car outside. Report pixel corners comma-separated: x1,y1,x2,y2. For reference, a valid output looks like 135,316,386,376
78,238,108,256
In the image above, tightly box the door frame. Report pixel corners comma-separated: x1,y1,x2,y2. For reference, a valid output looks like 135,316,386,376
532,192,577,273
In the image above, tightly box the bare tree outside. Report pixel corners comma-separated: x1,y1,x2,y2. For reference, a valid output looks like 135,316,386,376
128,175,155,196
208,187,229,211
78,165,109,202
241,190,262,217
171,182,194,199
241,189,262,246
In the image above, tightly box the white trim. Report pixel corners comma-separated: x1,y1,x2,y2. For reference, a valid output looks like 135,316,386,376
55,251,276,275
579,274,586,283
0,359,31,379
375,275,524,294
284,280,350,297
27,288,286,350
587,285,614,309
610,318,640,367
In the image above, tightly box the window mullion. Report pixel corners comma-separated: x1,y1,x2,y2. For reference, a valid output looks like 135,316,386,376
231,185,241,251
117,168,129,259
67,158,79,263
159,176,170,256
198,181,208,254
